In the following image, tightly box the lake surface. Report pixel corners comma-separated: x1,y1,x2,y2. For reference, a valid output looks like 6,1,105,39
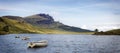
0,34,120,53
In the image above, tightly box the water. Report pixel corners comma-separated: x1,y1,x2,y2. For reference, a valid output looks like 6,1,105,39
0,34,120,53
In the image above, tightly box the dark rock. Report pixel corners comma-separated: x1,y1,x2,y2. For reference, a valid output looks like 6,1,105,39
24,13,55,26
37,14,54,21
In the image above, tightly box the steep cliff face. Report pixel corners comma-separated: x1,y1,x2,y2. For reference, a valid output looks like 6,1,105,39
24,14,54,25
24,13,92,32
24,14,66,28
37,14,54,21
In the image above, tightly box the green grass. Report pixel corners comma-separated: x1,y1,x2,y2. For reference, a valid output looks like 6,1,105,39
0,18,42,34
94,29,120,35
0,18,94,35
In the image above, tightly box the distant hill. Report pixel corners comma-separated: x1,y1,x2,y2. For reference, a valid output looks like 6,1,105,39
24,13,92,32
94,29,120,35
0,14,93,35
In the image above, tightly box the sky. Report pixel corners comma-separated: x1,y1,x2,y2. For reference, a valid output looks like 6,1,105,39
0,0,120,31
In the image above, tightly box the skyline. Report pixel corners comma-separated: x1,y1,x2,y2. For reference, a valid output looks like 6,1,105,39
0,0,120,31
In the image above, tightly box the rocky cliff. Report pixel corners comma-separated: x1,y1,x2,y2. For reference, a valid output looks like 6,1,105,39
24,13,92,32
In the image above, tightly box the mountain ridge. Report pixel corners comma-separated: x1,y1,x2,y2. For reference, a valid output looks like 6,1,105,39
0,13,93,35
24,13,92,32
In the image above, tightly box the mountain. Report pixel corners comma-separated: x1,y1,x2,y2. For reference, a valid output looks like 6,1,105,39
94,29,120,35
24,14,61,28
24,13,92,32
0,14,93,35
0,17,82,35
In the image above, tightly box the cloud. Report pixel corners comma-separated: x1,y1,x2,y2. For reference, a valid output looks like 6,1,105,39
81,25,88,29
0,0,119,28
81,24,120,31
0,5,28,12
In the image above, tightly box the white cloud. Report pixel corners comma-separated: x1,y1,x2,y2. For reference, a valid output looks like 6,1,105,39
81,25,88,29
0,0,119,28
81,24,120,31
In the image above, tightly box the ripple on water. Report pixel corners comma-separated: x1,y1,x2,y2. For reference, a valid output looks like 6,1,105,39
0,34,120,53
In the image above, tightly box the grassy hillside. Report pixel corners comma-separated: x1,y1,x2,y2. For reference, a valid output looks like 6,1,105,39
0,18,42,34
94,29,120,35
0,17,93,35
58,25,92,32
24,14,92,32
35,26,93,34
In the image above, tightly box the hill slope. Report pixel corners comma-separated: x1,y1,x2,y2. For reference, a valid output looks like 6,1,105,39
94,29,120,35
24,14,92,32
0,16,93,35
0,17,43,34
0,14,93,35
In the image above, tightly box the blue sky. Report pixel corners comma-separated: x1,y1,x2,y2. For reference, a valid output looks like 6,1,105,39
0,0,120,31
